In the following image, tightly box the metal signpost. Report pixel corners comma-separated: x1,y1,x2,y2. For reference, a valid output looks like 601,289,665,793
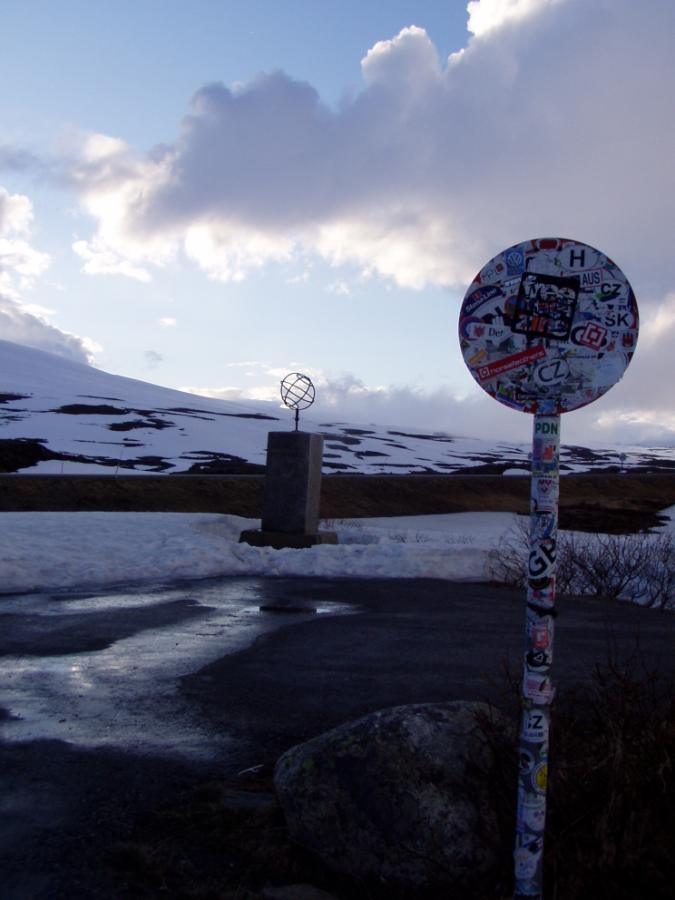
458,238,639,899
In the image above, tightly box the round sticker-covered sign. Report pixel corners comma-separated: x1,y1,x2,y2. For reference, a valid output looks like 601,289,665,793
459,238,639,414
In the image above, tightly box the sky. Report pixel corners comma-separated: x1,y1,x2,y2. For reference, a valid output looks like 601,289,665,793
1,0,675,445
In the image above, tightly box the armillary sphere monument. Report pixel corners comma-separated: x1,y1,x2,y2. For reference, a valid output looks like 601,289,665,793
239,373,337,549
459,237,639,900
280,372,316,431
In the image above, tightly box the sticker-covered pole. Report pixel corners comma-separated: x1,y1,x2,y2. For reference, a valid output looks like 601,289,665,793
513,412,560,899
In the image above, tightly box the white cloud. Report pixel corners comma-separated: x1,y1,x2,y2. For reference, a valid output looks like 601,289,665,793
0,185,97,363
361,25,442,94
180,384,280,403
159,316,177,327
577,292,675,443
222,360,272,371
63,0,675,310
0,186,33,234
0,292,99,364
182,221,293,282
639,293,675,348
73,236,152,282
0,237,50,289
0,187,50,291
69,133,176,279
466,0,560,37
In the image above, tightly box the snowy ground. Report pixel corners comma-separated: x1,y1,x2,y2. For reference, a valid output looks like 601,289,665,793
2,511,525,595
3,507,675,598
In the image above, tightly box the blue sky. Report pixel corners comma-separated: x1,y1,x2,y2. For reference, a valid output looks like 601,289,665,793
2,0,675,443
1,1,468,140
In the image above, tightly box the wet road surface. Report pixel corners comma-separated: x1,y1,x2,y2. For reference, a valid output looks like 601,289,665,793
0,576,673,897
0,577,350,758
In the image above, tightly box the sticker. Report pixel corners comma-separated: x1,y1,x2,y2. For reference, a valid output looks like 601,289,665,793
534,476,557,495
528,575,552,592
578,268,604,290
462,284,504,317
523,672,555,704
519,748,536,776
505,246,526,275
523,803,546,832
532,496,557,515
532,439,557,462
533,357,570,387
531,439,559,474
468,347,488,366
533,477,558,510
459,316,487,341
575,321,607,350
598,282,624,303
531,510,556,540
532,762,548,794
514,834,544,879
486,325,507,340
536,397,559,415
523,709,549,743
528,584,555,607
517,790,548,832
514,876,542,898
526,648,552,671
511,272,579,341
527,615,553,649
528,539,556,578
534,419,559,436
477,344,547,382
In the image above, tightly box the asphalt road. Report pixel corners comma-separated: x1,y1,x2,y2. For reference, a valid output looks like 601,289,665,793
0,576,673,897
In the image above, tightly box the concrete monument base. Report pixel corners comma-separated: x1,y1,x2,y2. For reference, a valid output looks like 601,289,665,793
238,529,338,550
238,430,338,550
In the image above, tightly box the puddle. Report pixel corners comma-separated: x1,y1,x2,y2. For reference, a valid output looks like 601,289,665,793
0,577,351,760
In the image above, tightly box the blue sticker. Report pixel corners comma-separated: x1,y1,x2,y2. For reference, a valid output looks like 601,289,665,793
505,246,525,276
463,284,504,317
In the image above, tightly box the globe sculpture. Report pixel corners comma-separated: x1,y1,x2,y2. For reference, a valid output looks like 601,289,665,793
280,372,315,430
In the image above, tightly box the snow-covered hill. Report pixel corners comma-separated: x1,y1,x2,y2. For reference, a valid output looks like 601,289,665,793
1,339,674,475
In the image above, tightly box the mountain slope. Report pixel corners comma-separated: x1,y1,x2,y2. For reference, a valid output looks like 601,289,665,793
1,340,674,475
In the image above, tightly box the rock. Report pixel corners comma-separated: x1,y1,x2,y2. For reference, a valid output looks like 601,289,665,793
274,701,510,895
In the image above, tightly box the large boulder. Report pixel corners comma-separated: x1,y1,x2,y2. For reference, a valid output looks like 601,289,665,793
274,701,510,895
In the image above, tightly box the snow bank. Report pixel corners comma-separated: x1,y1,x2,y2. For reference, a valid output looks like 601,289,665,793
0,511,525,595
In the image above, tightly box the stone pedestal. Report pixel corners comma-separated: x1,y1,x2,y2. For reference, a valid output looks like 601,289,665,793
239,431,337,549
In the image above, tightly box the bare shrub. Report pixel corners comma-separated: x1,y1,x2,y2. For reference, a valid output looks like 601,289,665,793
640,535,675,610
489,522,675,609
475,648,675,899
487,518,529,587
